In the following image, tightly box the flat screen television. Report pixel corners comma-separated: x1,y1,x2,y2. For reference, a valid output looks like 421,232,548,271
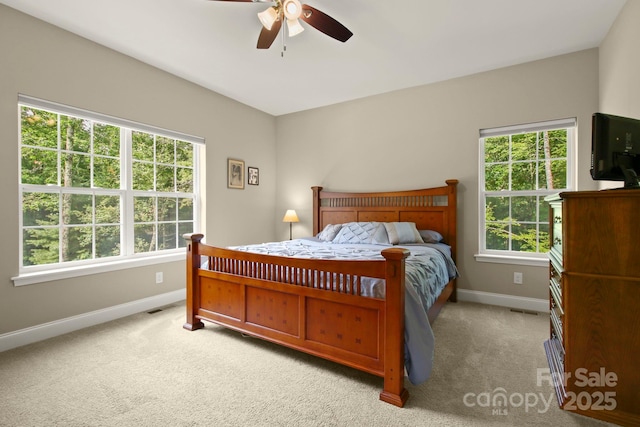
591,113,640,189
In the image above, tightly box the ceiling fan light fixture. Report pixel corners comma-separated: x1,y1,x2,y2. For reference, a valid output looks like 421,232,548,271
215,0,352,50
283,0,302,20
258,7,278,31
287,18,304,37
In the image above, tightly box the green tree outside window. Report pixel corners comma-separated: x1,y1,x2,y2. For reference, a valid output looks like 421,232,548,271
481,123,573,256
20,104,197,269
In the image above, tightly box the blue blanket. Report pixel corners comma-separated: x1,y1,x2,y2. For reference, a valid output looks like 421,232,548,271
229,237,458,384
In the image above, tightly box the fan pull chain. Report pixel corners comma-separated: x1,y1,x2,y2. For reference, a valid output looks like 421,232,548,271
281,22,286,57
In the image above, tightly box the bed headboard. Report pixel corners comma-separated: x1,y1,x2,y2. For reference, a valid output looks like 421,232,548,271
312,179,458,261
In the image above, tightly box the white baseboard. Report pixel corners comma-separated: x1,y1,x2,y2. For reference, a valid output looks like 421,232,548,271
0,289,185,353
457,289,548,313
0,288,547,353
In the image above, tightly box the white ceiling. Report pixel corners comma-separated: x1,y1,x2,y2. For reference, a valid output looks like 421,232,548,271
0,0,627,116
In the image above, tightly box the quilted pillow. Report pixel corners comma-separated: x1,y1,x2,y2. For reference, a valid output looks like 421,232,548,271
419,229,444,243
316,224,342,241
332,222,390,245
383,222,424,245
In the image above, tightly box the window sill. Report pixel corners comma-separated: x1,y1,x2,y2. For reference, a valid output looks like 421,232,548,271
474,253,548,267
12,252,185,286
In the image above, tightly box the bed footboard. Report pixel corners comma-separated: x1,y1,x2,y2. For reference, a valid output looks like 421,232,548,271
183,233,410,407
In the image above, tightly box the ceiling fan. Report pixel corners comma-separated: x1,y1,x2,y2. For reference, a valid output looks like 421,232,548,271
210,0,353,49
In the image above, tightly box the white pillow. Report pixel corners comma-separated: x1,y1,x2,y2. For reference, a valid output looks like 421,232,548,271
383,222,424,245
316,224,342,241
332,222,390,245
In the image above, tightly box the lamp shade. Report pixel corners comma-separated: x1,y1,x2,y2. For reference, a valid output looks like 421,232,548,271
286,18,304,37
258,7,278,31
282,209,299,223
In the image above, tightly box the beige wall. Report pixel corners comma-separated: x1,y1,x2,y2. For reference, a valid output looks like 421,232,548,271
596,1,640,190
275,50,600,301
2,2,633,337
599,0,640,118
0,5,277,334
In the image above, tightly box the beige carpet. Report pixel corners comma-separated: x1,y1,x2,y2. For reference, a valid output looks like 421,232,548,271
0,301,614,426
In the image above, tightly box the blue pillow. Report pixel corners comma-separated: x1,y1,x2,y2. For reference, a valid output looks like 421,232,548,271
316,224,342,241
332,222,390,245
419,229,444,243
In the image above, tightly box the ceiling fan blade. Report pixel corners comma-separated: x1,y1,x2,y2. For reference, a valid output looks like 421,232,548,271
257,19,282,49
300,5,352,42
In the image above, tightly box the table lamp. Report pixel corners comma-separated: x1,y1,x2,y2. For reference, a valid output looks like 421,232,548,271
282,209,299,240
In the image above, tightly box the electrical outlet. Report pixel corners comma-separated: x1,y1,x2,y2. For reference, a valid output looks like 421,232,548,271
513,272,523,285
155,272,163,284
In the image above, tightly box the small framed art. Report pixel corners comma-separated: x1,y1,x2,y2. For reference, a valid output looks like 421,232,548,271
248,167,259,186
228,158,244,189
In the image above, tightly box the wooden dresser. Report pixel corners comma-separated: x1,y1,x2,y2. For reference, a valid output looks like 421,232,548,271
544,190,640,426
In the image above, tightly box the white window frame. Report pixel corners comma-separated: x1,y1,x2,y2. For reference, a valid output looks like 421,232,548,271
475,118,576,266
13,95,204,286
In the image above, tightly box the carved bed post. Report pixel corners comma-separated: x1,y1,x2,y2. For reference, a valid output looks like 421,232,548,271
445,179,459,302
311,186,323,235
183,233,205,331
379,247,410,407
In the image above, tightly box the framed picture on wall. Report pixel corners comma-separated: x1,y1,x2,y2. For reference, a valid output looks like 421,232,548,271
248,167,259,186
228,158,244,189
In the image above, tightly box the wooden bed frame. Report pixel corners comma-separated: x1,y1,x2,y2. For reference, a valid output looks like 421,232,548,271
183,179,458,407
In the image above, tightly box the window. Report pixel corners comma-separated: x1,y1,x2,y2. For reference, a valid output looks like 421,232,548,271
477,118,576,264
16,95,202,283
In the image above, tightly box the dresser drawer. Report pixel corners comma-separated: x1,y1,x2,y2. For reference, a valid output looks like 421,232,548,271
547,196,564,262
549,262,563,308
550,304,564,344
551,209,563,256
